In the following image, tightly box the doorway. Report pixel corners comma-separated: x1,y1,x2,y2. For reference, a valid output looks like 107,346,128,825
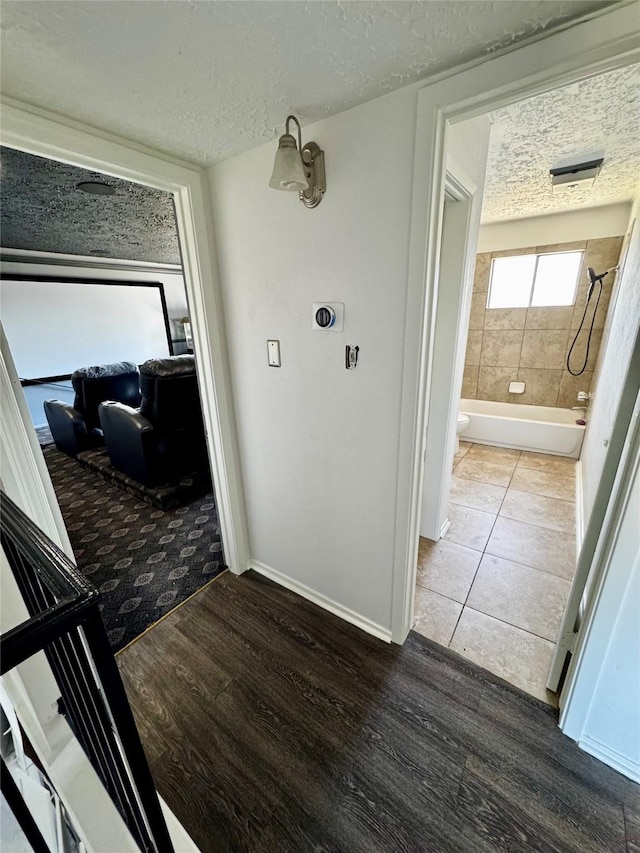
406,55,640,708
1,147,232,651
0,104,250,637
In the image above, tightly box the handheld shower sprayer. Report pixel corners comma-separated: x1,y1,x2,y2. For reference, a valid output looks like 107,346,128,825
586,266,598,299
567,264,619,376
586,265,618,299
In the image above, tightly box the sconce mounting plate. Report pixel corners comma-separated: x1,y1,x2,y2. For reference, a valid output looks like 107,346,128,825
300,142,326,209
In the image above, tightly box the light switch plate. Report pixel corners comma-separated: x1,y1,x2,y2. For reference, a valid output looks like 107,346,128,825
267,339,281,367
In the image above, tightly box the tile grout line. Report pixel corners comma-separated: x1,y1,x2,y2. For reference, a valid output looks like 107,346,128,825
462,602,560,645
447,443,521,645
446,445,573,647
448,445,576,668
426,445,576,662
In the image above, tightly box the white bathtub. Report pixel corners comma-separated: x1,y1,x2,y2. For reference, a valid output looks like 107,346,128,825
460,399,585,458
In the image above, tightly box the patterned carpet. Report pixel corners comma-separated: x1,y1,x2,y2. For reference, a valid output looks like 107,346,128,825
43,445,226,652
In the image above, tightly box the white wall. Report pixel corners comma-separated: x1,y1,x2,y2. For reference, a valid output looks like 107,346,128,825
1,253,189,427
208,5,639,640
210,87,417,635
478,202,631,252
580,194,640,533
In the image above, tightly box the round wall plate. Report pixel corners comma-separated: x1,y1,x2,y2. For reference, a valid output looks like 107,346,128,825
312,302,344,331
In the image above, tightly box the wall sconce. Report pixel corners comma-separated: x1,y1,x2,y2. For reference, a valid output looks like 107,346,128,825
269,115,325,209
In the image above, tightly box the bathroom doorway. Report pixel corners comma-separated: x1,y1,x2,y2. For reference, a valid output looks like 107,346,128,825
413,63,639,705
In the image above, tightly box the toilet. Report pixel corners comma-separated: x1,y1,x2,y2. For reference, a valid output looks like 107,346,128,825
456,412,470,453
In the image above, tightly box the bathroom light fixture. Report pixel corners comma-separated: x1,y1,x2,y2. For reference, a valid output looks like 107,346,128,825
77,181,116,196
269,114,325,208
549,158,603,194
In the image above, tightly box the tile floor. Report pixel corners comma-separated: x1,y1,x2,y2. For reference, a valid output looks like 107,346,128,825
414,440,577,705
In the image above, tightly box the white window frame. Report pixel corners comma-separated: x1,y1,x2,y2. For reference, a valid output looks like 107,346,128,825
487,250,584,310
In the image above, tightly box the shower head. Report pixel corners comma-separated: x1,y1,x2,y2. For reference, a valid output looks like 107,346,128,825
586,265,619,299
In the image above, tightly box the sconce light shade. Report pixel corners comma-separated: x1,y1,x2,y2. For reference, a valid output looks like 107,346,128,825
269,114,326,208
269,134,309,192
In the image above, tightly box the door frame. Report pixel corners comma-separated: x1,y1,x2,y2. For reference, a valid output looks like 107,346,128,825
392,6,640,644
420,168,478,542
0,99,251,576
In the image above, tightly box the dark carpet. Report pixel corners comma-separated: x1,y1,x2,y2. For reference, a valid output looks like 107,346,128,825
43,445,226,652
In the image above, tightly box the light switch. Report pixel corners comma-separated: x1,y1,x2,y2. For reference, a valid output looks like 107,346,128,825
267,339,281,367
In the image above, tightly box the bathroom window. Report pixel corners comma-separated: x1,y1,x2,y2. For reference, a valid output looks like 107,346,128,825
487,251,583,309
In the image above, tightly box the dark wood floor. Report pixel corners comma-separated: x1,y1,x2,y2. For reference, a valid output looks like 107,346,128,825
117,571,639,853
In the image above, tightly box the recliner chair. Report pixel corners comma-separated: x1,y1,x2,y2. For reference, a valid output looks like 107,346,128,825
99,355,208,486
44,361,140,457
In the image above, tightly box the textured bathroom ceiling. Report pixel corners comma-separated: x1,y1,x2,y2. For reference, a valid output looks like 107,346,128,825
0,147,181,265
482,63,640,223
0,0,618,165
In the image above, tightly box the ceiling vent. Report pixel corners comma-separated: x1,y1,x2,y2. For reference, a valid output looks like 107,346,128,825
550,158,603,194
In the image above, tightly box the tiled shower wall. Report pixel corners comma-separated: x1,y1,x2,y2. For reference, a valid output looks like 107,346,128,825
462,237,623,409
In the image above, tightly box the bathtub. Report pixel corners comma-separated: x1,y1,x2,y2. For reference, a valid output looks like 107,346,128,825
459,399,585,458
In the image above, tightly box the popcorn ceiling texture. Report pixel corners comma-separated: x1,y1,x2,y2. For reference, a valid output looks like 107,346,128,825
0,147,181,265
0,1,614,165
483,64,640,223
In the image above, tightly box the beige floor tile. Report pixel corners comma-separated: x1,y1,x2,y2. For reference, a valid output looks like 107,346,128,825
450,608,557,704
467,444,521,465
413,587,463,647
449,476,506,515
466,554,571,641
500,489,575,535
445,503,496,552
454,457,515,488
485,517,576,580
510,467,575,502
517,451,577,476
416,538,482,603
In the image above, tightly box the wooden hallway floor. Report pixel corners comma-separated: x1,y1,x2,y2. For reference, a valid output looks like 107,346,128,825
117,571,639,853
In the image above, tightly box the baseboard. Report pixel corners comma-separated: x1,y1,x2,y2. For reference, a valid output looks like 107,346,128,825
248,559,392,643
575,459,585,553
439,518,451,540
578,734,640,783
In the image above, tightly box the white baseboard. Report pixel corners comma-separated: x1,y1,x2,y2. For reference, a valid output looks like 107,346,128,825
248,559,392,643
439,518,451,540
578,734,640,783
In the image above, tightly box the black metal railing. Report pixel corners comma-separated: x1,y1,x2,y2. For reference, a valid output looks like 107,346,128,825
0,491,175,853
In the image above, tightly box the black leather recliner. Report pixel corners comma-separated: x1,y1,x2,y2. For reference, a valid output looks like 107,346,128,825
44,362,140,457
99,355,208,486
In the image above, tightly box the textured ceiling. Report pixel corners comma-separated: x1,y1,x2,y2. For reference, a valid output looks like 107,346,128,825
0,0,618,165
0,147,181,265
482,63,640,222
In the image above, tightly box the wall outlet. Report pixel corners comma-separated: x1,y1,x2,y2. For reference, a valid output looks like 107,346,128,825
312,302,344,332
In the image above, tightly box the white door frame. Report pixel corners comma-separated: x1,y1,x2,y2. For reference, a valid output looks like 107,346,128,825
392,7,640,643
0,99,251,576
420,167,477,542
